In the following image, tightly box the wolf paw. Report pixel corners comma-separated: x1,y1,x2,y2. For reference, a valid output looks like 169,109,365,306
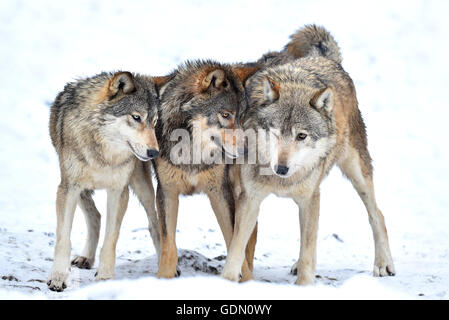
295,274,315,286
71,256,94,269
47,272,68,292
222,269,242,282
157,269,180,279
374,261,396,277
95,269,114,281
290,261,299,276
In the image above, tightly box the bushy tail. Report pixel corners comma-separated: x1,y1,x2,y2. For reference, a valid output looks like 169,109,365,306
283,24,342,64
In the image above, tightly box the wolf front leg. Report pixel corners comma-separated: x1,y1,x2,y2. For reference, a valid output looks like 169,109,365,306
207,188,254,282
293,191,320,286
130,161,161,262
95,187,129,281
156,185,180,279
222,191,262,282
48,183,80,292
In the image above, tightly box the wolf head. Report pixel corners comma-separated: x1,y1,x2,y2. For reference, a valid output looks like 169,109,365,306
159,60,258,161
98,72,170,161
243,65,337,178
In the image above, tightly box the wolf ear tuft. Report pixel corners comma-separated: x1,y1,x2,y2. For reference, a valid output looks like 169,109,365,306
263,76,280,103
233,67,259,84
311,87,333,113
109,72,135,97
201,69,226,92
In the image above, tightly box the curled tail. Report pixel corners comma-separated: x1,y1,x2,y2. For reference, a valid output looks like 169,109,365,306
284,24,342,64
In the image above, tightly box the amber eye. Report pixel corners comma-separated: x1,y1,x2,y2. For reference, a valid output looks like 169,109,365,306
132,114,142,123
220,112,231,119
296,133,308,141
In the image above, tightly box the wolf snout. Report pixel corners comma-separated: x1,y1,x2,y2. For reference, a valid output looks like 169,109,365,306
275,165,289,176
146,149,159,159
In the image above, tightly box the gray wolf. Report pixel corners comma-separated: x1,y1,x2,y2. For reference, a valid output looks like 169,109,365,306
222,25,395,285
153,60,258,281
47,71,169,291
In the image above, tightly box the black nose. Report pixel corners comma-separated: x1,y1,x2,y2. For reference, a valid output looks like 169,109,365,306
147,149,159,159
275,165,289,176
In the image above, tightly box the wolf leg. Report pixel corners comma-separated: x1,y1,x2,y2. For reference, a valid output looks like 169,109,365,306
293,191,320,286
245,223,258,272
231,168,259,274
222,191,262,282
95,187,129,281
48,184,79,291
207,189,254,281
130,161,161,262
71,190,101,270
339,146,395,277
156,185,180,279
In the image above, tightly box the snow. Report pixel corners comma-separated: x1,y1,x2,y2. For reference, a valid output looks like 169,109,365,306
0,0,448,300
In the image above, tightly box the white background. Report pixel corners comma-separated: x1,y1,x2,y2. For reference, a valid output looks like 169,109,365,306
0,0,448,299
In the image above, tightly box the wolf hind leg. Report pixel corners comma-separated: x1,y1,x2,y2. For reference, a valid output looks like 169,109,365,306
130,161,161,261
245,223,258,272
71,190,101,270
338,146,395,277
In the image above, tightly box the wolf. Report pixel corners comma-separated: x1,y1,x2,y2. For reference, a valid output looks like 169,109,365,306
47,71,170,291
153,60,259,280
222,25,395,285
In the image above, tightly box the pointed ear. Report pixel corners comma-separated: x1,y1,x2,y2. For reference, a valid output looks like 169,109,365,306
200,69,226,92
233,67,259,84
263,76,280,103
311,87,333,113
109,72,135,97
153,75,172,93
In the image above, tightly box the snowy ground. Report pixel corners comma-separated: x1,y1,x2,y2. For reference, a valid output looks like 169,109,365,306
0,0,448,300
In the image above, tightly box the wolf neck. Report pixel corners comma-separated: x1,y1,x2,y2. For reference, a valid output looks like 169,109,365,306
79,124,134,168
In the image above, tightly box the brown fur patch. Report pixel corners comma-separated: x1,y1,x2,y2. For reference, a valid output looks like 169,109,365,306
153,75,173,89
233,67,259,84
95,80,112,104
266,76,280,101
